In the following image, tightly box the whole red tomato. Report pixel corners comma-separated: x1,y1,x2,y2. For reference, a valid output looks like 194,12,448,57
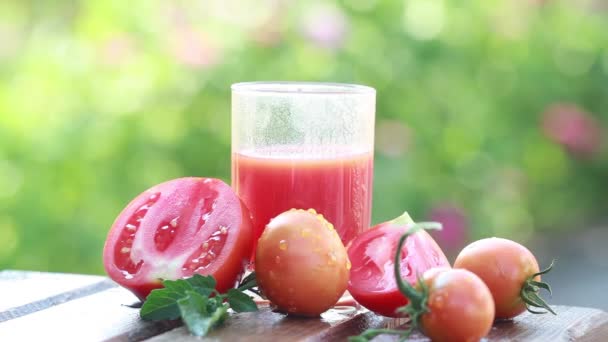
255,209,350,317
103,177,254,300
454,237,555,318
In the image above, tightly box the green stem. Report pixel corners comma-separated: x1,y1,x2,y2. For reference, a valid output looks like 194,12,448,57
393,221,443,304
349,214,442,341
520,260,557,315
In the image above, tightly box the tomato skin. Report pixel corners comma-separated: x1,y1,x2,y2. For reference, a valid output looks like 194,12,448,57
347,221,450,317
255,209,349,317
420,268,495,342
454,237,541,319
103,177,254,300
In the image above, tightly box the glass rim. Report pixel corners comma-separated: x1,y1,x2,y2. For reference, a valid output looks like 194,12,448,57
231,81,375,95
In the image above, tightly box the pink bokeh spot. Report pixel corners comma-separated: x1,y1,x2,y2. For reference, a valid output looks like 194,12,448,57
428,204,469,251
169,27,220,68
542,103,603,159
301,5,349,50
100,35,136,65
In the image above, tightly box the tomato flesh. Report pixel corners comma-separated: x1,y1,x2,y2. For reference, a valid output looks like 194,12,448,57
348,221,450,317
103,177,253,300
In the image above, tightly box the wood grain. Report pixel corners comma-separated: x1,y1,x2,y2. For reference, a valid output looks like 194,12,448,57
1,271,607,342
0,270,105,312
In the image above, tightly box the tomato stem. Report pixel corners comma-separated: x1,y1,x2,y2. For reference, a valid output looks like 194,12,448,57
349,216,442,341
348,328,411,342
520,260,556,315
393,220,442,323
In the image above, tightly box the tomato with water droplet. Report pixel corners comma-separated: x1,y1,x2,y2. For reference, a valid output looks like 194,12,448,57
255,209,350,317
103,177,254,300
347,212,450,317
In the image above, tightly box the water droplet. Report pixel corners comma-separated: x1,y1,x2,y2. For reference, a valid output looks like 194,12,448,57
126,224,136,231
160,225,169,230
203,178,212,184
121,247,131,254
279,240,288,250
220,226,228,234
170,217,179,228
275,255,281,264
328,251,337,265
149,193,159,201
346,260,352,270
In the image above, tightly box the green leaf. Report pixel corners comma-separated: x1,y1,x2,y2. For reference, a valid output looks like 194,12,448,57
178,291,228,337
227,289,258,312
237,272,257,292
162,278,194,294
186,274,216,291
140,288,184,321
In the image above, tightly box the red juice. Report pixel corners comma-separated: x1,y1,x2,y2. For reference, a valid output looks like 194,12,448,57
232,149,373,250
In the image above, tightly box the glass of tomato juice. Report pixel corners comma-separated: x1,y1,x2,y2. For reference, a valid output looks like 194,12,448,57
231,82,376,253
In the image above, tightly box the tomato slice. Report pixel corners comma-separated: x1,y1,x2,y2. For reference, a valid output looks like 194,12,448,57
103,177,254,300
347,217,450,317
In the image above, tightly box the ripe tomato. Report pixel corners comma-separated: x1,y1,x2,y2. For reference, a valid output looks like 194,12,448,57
454,237,555,318
352,225,495,342
418,268,495,342
347,213,450,317
103,177,254,300
255,209,350,317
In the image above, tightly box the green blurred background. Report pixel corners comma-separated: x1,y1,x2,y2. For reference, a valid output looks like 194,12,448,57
0,0,606,275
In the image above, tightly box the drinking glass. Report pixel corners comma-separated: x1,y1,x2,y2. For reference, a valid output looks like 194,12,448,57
231,82,376,252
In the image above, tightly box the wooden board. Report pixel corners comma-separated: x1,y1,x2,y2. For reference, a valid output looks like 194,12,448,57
1,270,607,341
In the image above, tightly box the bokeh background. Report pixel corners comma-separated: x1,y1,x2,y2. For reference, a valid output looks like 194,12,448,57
0,0,606,307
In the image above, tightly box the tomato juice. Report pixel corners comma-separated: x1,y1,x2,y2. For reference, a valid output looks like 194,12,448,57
232,148,373,250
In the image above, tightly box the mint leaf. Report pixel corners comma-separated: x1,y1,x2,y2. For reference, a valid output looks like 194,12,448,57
139,274,257,337
162,278,194,294
140,288,184,320
186,274,216,290
227,288,258,312
178,291,228,337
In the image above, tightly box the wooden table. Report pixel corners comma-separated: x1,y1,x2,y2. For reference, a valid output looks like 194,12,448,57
1,270,607,341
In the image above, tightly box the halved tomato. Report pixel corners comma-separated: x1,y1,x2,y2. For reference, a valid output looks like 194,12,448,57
103,177,254,300
347,213,450,317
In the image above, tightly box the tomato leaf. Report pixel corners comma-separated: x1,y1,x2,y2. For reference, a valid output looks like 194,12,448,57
140,288,184,320
226,289,258,312
178,291,229,337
